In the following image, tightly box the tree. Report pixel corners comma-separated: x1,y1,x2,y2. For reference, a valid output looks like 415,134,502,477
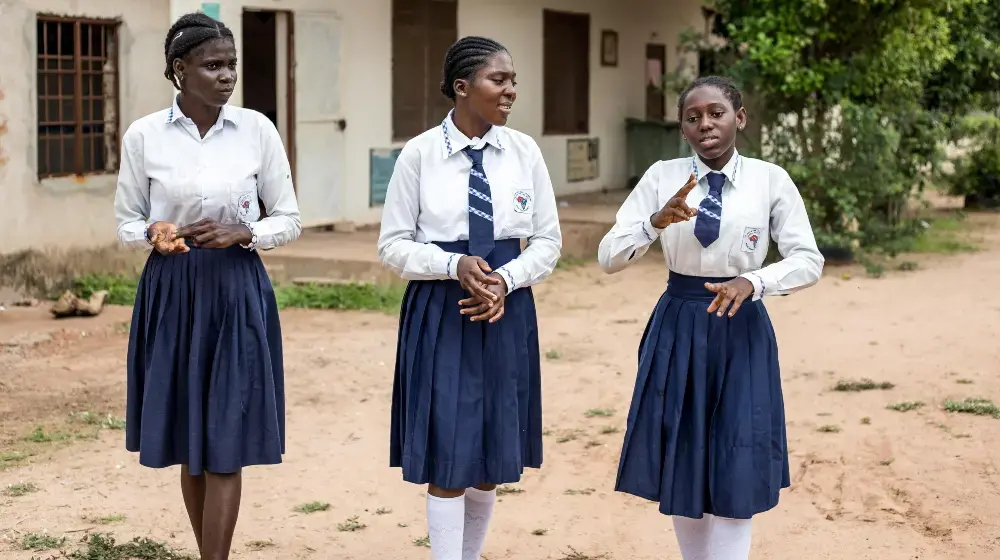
683,0,987,251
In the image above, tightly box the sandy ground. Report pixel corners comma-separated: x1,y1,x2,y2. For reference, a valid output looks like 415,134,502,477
2,213,1000,560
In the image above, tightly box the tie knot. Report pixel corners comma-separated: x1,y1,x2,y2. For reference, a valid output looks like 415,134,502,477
707,172,726,191
463,146,485,166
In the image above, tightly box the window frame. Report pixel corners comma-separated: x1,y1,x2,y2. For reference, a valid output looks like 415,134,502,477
36,14,122,179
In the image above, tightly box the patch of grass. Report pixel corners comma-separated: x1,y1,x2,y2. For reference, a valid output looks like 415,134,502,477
556,430,583,443
879,458,895,466
246,540,275,551
337,515,366,532
294,501,331,514
3,481,40,497
24,426,71,443
599,426,619,435
564,488,596,496
887,401,924,412
956,378,974,385
545,349,562,360
497,485,524,496
860,417,872,425
375,507,392,515
413,535,431,548
555,256,590,270
817,424,841,433
64,533,195,559
72,411,126,430
584,408,615,418
83,513,127,525
21,532,67,551
275,283,406,313
558,546,610,560
944,397,1000,419
74,274,139,306
906,214,978,255
532,528,548,536
0,450,29,466
896,260,919,271
833,379,895,392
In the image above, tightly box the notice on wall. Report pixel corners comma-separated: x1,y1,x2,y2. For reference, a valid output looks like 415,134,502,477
566,138,599,182
370,147,402,206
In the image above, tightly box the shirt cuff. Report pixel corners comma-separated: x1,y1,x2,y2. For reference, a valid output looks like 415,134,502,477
640,218,663,244
495,265,517,294
440,252,463,280
740,272,765,301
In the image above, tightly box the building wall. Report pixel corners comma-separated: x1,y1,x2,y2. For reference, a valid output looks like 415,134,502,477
0,0,171,252
0,0,706,251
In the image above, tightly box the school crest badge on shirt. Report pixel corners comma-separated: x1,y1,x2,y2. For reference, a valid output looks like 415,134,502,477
513,190,532,213
741,227,762,252
237,192,254,220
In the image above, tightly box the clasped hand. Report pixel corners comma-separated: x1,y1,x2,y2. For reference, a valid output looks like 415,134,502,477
146,219,253,255
455,256,507,323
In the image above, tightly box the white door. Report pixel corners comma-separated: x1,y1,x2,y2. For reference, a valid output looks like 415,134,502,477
293,11,345,227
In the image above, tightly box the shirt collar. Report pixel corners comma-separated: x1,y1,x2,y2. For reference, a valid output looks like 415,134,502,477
693,149,741,187
439,109,506,159
166,95,240,127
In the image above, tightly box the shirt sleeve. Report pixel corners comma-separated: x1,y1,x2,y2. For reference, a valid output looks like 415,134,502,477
739,166,824,300
249,114,301,250
597,162,665,274
114,124,152,249
377,143,465,281
494,141,562,294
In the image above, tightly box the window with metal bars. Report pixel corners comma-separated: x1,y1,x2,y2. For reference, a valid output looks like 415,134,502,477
36,15,121,179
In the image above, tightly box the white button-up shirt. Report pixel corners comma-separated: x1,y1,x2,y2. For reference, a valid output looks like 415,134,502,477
598,151,824,300
114,97,301,251
377,112,562,293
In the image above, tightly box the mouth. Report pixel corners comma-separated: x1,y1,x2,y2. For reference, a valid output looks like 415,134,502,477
698,136,720,149
218,88,234,96
498,103,513,115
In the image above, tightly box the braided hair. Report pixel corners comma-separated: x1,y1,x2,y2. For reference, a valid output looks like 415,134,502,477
163,12,235,89
440,36,508,100
677,75,744,120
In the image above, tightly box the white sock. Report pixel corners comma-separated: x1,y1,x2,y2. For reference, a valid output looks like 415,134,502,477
462,487,497,560
672,514,752,559
427,494,465,560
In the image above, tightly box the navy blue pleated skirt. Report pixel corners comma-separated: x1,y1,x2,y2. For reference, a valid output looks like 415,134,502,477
125,244,285,476
390,239,542,489
615,271,789,520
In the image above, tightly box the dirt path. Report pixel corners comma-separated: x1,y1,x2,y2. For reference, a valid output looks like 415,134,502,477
2,214,999,560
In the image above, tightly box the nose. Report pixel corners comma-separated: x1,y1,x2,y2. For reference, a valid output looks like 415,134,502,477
698,117,713,132
219,70,235,83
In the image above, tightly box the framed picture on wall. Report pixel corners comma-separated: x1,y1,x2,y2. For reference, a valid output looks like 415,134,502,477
601,30,618,67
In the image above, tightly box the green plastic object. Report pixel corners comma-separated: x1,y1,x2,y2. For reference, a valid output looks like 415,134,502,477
624,118,688,188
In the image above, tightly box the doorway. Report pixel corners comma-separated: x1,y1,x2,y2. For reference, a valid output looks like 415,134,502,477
645,43,666,121
241,9,295,182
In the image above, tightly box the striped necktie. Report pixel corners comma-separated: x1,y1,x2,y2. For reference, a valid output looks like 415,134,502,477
463,146,495,258
694,172,726,247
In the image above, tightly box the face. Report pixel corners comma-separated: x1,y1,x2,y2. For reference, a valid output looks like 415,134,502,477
455,51,517,126
173,38,238,107
680,85,747,164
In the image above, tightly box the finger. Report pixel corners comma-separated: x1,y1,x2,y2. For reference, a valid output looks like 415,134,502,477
704,282,725,293
461,303,490,316
474,258,493,275
670,207,691,222
489,305,505,323
726,292,750,318
715,289,736,317
675,173,697,198
175,220,211,237
463,277,497,303
470,304,500,322
706,292,724,314
458,297,480,306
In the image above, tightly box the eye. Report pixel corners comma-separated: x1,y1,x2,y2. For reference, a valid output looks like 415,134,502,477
711,111,725,118
686,116,698,123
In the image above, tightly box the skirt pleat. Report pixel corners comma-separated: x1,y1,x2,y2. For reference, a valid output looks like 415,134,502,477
615,271,789,519
125,245,285,475
390,239,542,489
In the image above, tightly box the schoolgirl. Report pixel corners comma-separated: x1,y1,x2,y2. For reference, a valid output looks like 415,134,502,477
377,36,561,560
114,13,300,560
597,76,824,559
